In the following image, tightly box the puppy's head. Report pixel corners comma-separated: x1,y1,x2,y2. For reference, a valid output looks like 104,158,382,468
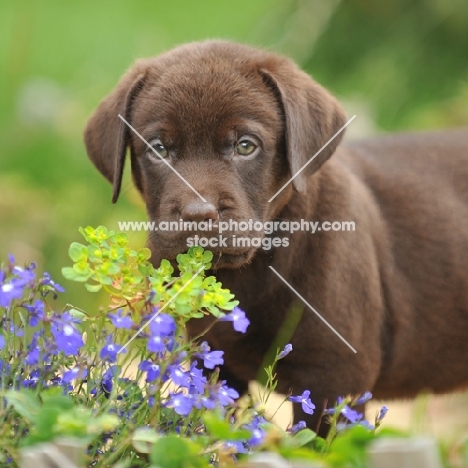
84,41,346,268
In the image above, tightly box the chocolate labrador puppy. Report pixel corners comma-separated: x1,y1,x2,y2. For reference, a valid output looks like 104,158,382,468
84,41,468,432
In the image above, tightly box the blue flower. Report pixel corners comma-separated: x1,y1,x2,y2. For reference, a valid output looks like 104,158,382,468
21,369,41,388
218,384,239,406
278,343,293,360
13,265,36,287
197,395,216,410
196,342,224,370
8,323,24,337
188,362,207,393
167,392,193,416
341,405,363,423
168,365,191,388
100,338,124,363
220,307,249,333
139,360,160,382
108,309,133,329
41,272,65,293
63,366,88,383
355,391,373,405
325,397,369,425
289,390,315,415
149,312,176,337
288,420,307,434
51,312,84,356
0,334,5,351
0,271,26,307
147,334,174,354
244,415,266,447
101,365,120,396
25,333,41,365
358,420,375,430
377,405,388,423
25,300,45,326
223,441,248,454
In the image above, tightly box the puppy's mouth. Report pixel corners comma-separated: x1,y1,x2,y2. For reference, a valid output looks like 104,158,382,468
148,234,257,270
209,248,255,270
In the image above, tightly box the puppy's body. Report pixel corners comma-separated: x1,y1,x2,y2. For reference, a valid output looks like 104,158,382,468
84,41,468,430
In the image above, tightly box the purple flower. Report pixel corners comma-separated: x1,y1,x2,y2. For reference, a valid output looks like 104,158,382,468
13,265,36,287
100,338,124,363
51,312,84,356
63,366,88,383
0,271,25,307
377,405,388,423
325,398,365,424
197,395,216,410
355,391,373,405
147,334,174,354
289,390,315,415
218,384,239,406
0,334,5,351
101,365,119,395
25,333,41,365
220,307,249,333
149,312,176,337
188,362,207,393
25,300,45,326
288,420,307,434
223,441,248,454
358,420,375,430
196,342,224,370
52,323,83,356
341,405,363,423
25,347,40,366
9,323,23,337
278,343,293,360
139,360,160,382
168,365,191,388
41,272,65,293
108,309,133,329
244,415,267,447
167,392,193,416
22,369,40,388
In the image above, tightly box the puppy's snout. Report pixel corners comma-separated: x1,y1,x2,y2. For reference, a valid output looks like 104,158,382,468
181,201,218,222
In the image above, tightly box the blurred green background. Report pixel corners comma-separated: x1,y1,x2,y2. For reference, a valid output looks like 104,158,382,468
1,0,468,311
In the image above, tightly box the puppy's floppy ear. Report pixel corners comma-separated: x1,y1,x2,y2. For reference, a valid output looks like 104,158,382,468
84,61,148,203
260,60,347,193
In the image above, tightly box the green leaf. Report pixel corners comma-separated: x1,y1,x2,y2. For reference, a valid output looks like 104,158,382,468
203,412,250,441
150,435,204,468
85,283,102,292
69,242,88,262
132,428,161,454
5,389,41,422
282,428,316,449
67,308,88,320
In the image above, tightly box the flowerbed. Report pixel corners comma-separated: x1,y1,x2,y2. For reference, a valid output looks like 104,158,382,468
0,226,395,467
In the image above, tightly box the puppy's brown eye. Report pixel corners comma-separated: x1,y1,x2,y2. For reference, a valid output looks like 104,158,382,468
235,140,257,156
148,139,169,159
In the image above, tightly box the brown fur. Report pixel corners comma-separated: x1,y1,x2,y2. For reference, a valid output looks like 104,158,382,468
84,40,468,432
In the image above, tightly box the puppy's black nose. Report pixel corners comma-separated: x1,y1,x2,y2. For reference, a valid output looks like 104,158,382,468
181,201,218,222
